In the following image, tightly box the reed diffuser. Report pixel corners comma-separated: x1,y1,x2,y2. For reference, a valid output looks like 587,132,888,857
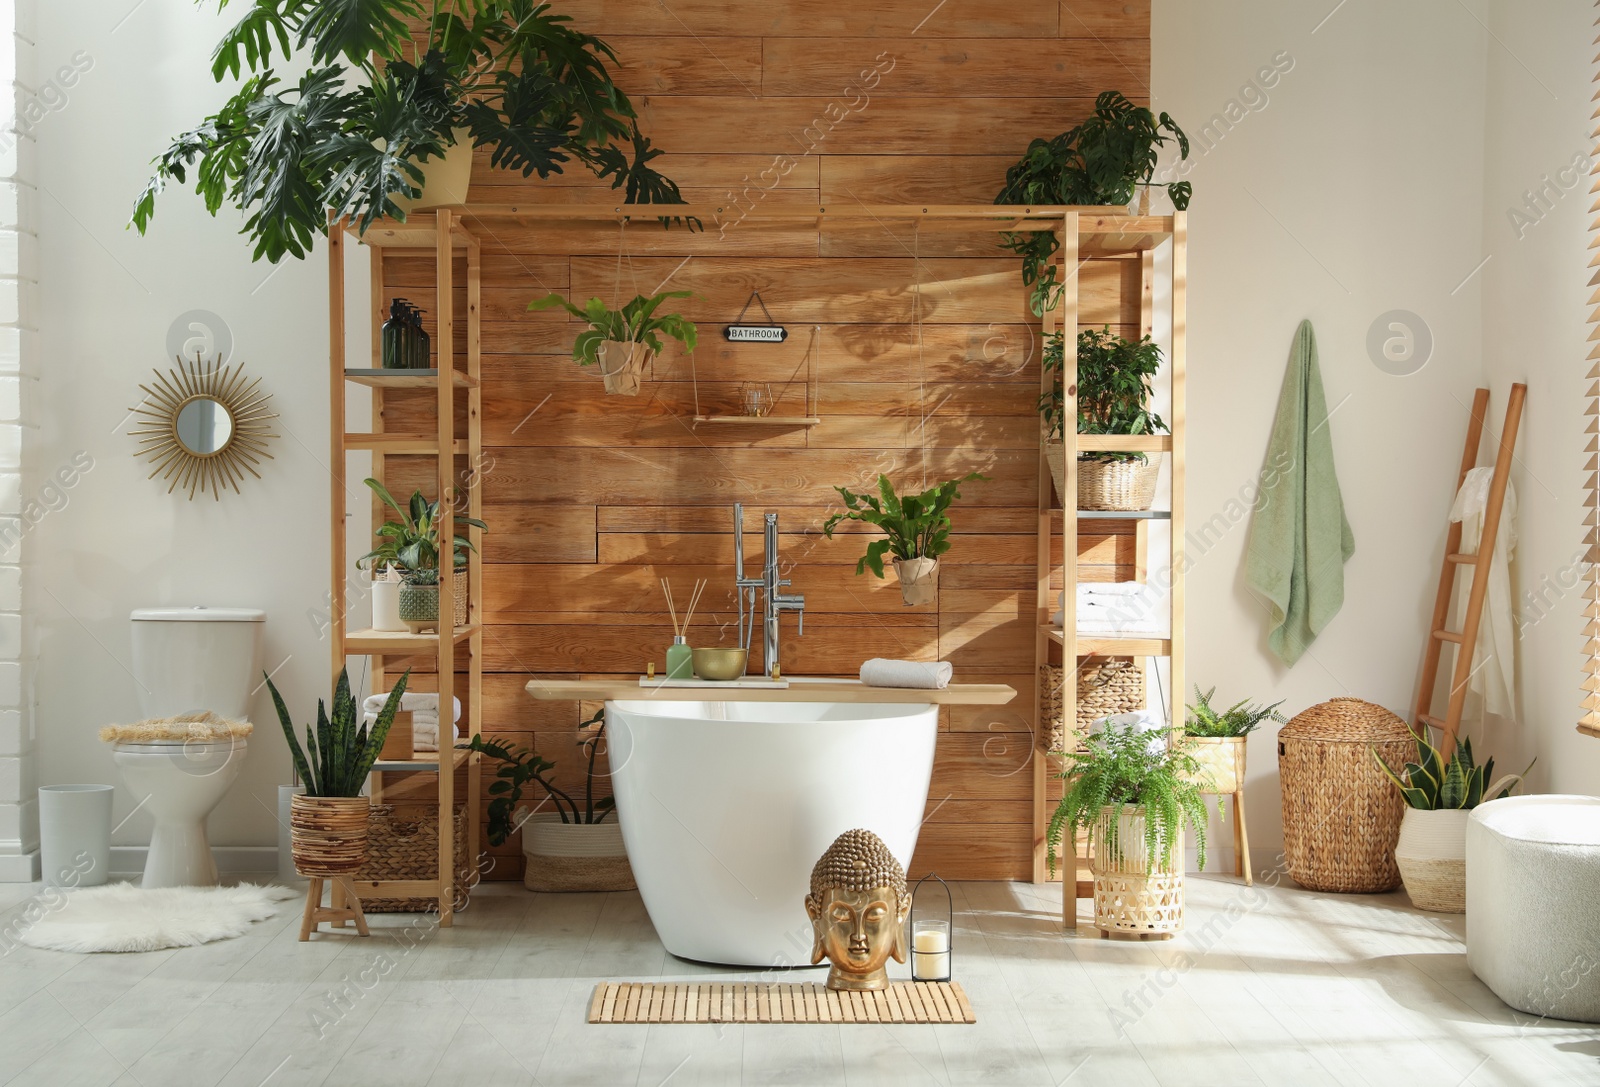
660,578,707,679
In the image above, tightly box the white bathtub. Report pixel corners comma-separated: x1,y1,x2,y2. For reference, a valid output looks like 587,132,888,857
605,698,939,966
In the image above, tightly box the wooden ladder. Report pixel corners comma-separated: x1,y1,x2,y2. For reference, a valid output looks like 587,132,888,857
1413,384,1526,754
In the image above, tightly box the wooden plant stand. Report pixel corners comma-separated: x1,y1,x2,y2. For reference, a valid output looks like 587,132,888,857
299,876,371,941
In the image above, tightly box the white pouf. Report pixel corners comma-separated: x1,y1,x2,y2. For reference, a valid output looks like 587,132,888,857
1466,794,1600,1022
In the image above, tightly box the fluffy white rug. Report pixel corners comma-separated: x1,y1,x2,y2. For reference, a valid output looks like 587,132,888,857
17,882,299,953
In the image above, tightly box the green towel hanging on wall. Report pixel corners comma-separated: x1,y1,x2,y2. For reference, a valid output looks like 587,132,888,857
1244,319,1355,665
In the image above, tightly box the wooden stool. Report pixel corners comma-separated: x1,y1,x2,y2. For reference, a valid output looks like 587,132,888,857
299,876,371,941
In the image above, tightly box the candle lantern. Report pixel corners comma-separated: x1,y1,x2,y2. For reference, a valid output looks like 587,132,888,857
909,873,952,982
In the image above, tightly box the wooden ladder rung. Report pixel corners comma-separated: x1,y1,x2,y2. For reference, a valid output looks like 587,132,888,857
1432,629,1464,643
1446,553,1479,564
1419,714,1446,729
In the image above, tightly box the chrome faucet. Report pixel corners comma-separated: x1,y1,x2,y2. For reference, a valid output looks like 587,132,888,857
733,504,804,678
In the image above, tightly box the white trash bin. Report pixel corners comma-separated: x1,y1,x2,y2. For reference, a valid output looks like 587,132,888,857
38,784,114,887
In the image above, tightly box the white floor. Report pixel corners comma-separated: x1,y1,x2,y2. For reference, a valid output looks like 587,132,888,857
0,874,1595,1087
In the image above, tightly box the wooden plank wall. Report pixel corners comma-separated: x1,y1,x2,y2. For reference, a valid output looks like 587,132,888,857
376,1,1150,881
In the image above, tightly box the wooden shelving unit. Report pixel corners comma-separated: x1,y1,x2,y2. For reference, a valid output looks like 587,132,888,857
327,207,484,927
1032,212,1186,925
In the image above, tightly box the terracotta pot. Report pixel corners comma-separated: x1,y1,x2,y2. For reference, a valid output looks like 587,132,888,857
392,127,473,214
894,557,939,607
521,812,636,892
290,794,371,877
1181,735,1247,794
1394,807,1469,913
595,341,655,396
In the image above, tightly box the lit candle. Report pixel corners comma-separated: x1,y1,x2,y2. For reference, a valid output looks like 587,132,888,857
911,921,950,980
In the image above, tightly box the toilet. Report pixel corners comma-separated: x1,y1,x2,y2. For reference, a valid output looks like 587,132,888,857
112,607,264,887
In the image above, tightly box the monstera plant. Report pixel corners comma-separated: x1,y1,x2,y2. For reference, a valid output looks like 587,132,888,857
131,1,688,262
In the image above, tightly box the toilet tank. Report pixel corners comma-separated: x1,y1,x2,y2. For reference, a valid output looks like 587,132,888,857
130,607,266,720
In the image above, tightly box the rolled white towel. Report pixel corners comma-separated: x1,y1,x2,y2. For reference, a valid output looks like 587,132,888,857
860,658,953,690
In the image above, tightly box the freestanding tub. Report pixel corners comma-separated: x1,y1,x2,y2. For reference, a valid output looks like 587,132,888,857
606,698,938,966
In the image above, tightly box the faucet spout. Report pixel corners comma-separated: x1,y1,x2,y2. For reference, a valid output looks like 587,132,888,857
733,507,804,678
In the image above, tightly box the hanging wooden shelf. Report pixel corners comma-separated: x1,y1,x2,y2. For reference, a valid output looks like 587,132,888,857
693,415,822,427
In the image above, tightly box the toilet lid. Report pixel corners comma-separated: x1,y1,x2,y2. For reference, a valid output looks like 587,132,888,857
131,606,265,622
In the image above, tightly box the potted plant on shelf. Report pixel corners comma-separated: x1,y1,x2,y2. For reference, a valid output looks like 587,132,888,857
357,478,487,633
995,90,1191,315
527,290,699,396
1040,326,1168,511
822,472,985,606
130,1,690,262
269,667,410,878
466,709,633,892
1373,731,1532,913
1181,686,1286,794
1047,720,1209,937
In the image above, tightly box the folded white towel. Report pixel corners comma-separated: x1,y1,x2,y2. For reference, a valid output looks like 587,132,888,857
860,658,953,690
361,692,460,752
1089,709,1169,756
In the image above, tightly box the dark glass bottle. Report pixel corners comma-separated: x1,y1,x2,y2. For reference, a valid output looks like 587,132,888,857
412,306,431,369
381,299,409,369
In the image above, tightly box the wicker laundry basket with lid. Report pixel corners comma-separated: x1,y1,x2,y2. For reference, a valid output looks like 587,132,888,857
1278,697,1413,893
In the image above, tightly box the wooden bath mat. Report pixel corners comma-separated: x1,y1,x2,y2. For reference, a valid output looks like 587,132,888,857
588,981,975,1024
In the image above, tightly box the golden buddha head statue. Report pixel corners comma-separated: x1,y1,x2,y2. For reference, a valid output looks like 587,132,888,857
805,828,911,991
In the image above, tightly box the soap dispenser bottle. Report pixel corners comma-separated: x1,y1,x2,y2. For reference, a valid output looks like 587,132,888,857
413,306,431,370
381,299,409,369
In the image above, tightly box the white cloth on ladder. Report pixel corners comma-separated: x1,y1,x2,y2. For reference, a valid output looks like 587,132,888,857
1448,466,1517,718
361,692,462,752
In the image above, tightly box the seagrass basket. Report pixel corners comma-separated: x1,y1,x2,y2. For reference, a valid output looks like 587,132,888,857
1078,455,1161,511
1278,697,1412,893
354,803,472,912
1089,806,1184,938
1040,660,1144,752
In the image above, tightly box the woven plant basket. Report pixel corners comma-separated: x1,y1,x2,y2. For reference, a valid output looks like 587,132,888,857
290,795,370,877
1089,805,1185,937
1278,697,1412,893
1181,736,1247,794
522,812,636,892
1078,455,1161,511
1393,808,1469,913
596,341,654,396
354,803,472,912
1040,660,1144,752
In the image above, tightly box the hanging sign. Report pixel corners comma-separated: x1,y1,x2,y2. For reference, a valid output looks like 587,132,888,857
724,291,787,343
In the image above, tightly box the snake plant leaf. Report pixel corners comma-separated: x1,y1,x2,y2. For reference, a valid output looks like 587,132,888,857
1464,765,1486,808
267,671,317,796
1439,758,1468,809
348,671,409,788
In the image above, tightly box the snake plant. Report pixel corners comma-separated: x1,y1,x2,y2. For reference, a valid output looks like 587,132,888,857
268,667,411,797
1372,730,1532,810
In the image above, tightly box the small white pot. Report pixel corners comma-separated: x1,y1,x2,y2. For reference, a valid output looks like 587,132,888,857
521,811,635,892
894,557,939,607
1394,807,1470,913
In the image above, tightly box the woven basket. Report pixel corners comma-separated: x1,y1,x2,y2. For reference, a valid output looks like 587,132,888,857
1089,806,1185,937
1181,736,1247,794
1078,455,1161,511
1278,697,1412,893
523,813,636,892
1040,660,1144,752
290,795,370,877
354,803,472,913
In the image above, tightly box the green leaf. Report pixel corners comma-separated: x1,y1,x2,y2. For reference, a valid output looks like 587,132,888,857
296,0,424,67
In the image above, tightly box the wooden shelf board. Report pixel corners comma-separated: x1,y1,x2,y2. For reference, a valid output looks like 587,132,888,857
693,415,822,427
370,748,471,774
1041,628,1171,657
1069,509,1170,520
344,624,479,654
345,368,476,389
343,434,469,454
526,678,1015,705
1076,435,1173,453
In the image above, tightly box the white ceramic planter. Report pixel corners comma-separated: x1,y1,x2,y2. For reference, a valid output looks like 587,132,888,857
1395,807,1470,913
521,811,636,893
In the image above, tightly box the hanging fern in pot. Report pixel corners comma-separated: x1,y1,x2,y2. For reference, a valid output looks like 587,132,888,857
528,290,698,396
822,473,985,607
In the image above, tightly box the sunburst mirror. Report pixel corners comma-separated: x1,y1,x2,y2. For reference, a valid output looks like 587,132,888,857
130,353,279,501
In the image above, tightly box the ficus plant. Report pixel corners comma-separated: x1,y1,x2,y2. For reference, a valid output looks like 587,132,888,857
467,709,614,845
822,473,985,578
527,290,699,367
996,90,1192,314
1040,326,1167,464
268,667,412,798
1372,730,1532,811
357,477,487,577
130,1,690,262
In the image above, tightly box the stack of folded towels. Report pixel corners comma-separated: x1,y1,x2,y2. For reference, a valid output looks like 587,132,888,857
1051,582,1168,636
361,692,462,752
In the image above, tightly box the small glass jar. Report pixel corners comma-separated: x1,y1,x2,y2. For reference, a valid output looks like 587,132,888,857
911,919,950,981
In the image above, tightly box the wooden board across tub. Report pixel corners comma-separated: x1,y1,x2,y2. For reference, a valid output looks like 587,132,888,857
525,678,1016,704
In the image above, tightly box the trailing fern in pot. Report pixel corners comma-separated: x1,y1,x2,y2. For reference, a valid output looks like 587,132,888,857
1047,720,1208,937
996,90,1191,315
822,473,985,606
528,290,698,396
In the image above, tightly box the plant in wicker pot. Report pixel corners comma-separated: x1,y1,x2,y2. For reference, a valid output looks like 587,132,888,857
1373,731,1531,914
467,710,634,892
528,291,698,396
358,478,486,633
1041,327,1168,511
1047,721,1209,938
822,473,985,607
268,668,410,879
1181,686,1286,794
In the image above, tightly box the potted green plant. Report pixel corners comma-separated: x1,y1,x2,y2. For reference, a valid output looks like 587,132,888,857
466,710,633,892
1040,326,1168,511
130,1,689,262
1181,686,1286,794
358,478,487,632
822,473,985,606
527,290,699,396
1047,720,1209,937
1373,731,1532,913
995,90,1191,315
268,667,410,878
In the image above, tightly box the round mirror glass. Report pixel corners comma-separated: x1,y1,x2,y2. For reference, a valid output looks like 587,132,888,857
175,397,235,456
